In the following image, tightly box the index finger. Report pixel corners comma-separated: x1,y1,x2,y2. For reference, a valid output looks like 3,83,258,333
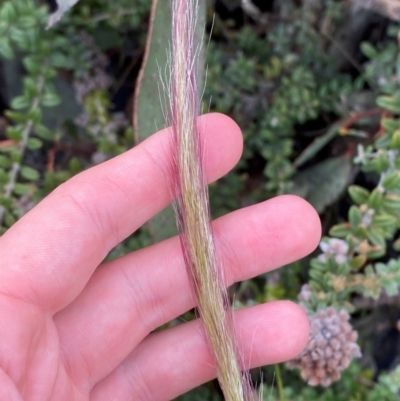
0,113,243,312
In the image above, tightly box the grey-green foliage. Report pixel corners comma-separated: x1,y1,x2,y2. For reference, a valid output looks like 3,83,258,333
361,25,400,94
0,0,151,234
262,362,400,401
58,0,150,30
302,26,400,313
0,1,62,232
205,4,353,201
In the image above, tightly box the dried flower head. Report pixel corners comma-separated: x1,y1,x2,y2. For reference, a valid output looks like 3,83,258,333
287,307,361,387
298,284,312,303
318,238,349,265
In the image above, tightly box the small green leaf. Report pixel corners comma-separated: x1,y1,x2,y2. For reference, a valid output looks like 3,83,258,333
354,225,368,239
9,149,22,164
23,77,39,96
375,133,391,150
50,52,71,69
18,16,37,29
20,166,40,181
27,138,43,150
0,196,12,208
0,2,16,22
6,126,22,141
382,280,399,296
23,56,42,75
381,118,399,134
27,107,42,124
374,152,390,173
35,124,53,141
349,255,366,270
382,171,400,190
11,95,30,110
10,27,29,49
368,189,384,210
360,42,377,59
390,130,400,149
13,183,29,196
68,157,82,174
5,110,29,123
0,168,8,184
349,205,362,228
375,262,388,274
309,269,325,282
367,228,385,248
329,223,352,238
310,259,327,270
0,155,10,168
393,237,400,252
348,185,370,205
4,212,16,227
41,92,61,107
372,214,397,228
366,249,385,260
377,95,400,114
383,194,400,212
0,38,14,59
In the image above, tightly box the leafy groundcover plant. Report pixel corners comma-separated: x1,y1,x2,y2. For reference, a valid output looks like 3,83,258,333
0,1,399,400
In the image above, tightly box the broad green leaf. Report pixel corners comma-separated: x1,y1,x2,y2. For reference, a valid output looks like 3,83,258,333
293,122,341,168
133,0,206,243
291,156,353,213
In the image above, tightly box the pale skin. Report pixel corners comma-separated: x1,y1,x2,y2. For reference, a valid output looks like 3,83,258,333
0,113,321,401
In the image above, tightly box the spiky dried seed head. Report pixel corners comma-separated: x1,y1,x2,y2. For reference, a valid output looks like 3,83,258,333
287,307,361,387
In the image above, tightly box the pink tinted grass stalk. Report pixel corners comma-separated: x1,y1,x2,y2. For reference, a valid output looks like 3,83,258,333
169,1,255,400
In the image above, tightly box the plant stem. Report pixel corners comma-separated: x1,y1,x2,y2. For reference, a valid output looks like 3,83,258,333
275,363,286,401
0,74,46,227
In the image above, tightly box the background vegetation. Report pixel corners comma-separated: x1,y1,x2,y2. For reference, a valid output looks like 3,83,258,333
1,0,400,399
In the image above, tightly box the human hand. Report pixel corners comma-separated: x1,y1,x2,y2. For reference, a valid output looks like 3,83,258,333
0,113,321,401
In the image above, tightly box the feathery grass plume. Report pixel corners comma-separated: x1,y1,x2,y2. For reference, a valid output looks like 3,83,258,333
168,1,255,400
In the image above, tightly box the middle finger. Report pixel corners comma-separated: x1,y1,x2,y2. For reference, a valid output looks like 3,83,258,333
54,195,320,389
